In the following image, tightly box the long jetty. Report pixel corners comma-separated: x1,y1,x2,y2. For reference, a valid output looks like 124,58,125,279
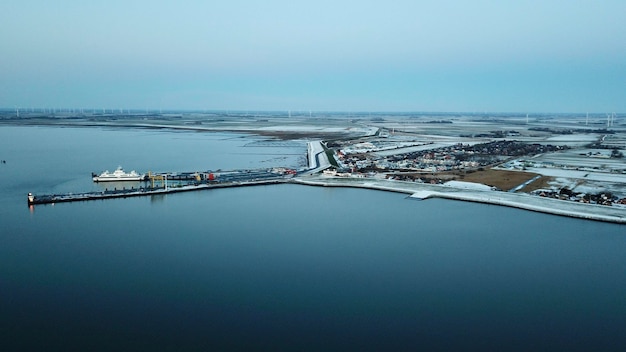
28,141,326,206
28,169,294,205
28,179,288,205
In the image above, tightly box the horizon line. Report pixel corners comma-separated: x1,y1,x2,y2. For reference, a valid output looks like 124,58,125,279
0,107,622,116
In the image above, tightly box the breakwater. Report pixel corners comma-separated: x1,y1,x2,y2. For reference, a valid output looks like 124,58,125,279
28,179,289,205
292,176,626,224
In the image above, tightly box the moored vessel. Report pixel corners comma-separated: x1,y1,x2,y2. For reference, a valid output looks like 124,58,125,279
92,166,145,182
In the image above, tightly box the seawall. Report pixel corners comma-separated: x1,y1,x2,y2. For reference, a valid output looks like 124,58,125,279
292,176,626,224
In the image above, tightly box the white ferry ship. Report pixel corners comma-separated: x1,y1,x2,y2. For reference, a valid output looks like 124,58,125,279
92,166,145,182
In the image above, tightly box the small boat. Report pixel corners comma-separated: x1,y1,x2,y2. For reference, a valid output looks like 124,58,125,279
92,166,145,182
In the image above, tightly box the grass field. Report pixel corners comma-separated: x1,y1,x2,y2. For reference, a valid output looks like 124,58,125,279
457,169,539,191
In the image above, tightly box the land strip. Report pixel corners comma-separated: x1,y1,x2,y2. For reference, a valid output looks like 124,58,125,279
292,175,626,224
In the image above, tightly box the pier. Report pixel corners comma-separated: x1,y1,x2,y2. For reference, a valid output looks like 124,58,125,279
28,168,294,205
29,141,324,206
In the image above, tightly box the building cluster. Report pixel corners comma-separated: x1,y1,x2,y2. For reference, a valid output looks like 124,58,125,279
336,141,567,173
463,141,567,156
461,130,522,138
532,188,626,207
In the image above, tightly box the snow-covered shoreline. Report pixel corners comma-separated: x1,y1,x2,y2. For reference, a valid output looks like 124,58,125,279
292,176,626,224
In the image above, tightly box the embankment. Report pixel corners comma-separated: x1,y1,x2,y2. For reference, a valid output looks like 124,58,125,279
292,176,626,224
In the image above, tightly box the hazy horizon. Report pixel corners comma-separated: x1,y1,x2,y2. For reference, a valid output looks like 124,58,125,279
1,1,625,113
1,107,622,116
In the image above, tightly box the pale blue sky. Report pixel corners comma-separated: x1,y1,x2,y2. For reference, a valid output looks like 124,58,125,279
1,0,624,112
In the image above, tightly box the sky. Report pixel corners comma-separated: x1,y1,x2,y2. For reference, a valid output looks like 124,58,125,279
1,0,625,113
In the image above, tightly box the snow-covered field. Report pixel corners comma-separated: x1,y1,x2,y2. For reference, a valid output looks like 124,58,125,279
499,150,626,197
545,134,599,145
521,167,625,181
373,142,457,157
443,180,494,191
257,125,377,135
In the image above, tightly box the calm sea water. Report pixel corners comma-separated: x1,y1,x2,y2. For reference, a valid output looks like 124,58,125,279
1,126,625,351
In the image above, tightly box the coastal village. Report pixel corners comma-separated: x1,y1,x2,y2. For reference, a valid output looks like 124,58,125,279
330,140,566,174
319,117,626,208
2,109,625,218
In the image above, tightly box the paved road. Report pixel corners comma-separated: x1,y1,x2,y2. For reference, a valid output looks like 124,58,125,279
509,174,542,192
305,140,332,174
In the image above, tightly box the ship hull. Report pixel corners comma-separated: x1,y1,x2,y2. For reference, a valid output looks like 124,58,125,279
92,176,145,182
92,167,145,182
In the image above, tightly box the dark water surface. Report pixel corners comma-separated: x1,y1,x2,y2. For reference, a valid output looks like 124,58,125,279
1,126,625,351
